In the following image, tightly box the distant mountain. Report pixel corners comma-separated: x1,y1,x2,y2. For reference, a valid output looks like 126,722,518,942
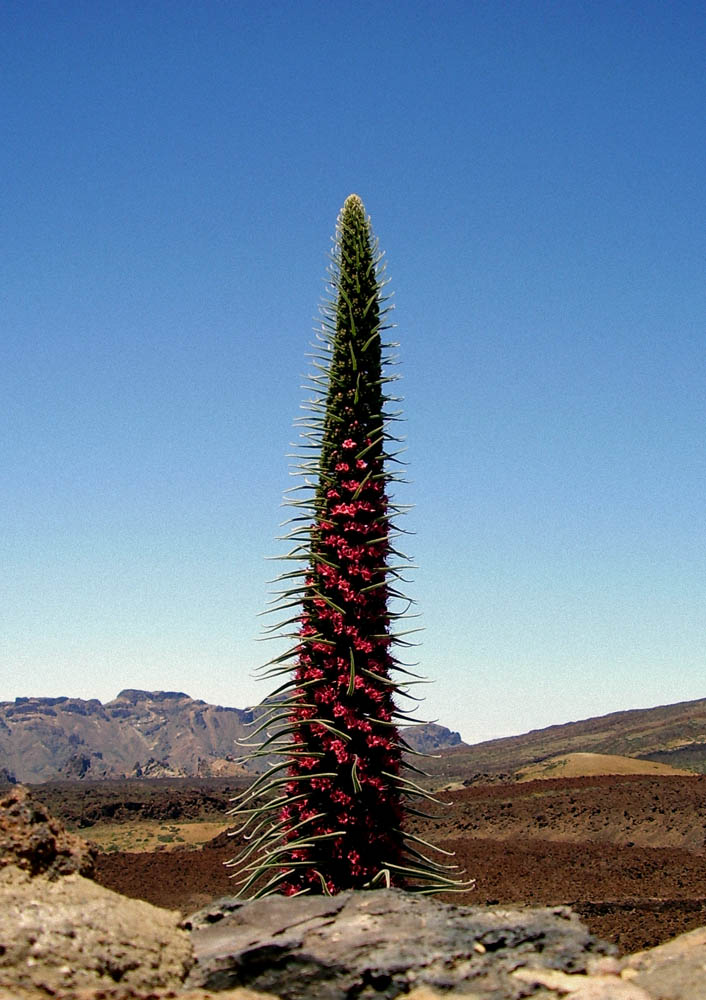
5,689,702,786
424,696,706,784
0,690,464,783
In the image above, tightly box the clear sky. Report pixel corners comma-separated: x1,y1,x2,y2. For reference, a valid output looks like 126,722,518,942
3,1,705,744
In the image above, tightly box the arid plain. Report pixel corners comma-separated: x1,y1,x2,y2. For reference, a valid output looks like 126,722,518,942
29,761,706,956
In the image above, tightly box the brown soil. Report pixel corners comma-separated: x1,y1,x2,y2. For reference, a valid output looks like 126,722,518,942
87,774,706,957
424,774,706,851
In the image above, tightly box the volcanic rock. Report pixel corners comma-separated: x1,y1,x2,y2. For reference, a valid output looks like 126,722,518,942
130,756,188,778
0,784,96,878
183,888,615,999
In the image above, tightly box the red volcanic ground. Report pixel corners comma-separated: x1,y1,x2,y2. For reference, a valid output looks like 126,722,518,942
94,774,706,955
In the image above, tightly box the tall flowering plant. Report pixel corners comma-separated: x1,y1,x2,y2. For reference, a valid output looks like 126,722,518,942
228,195,465,897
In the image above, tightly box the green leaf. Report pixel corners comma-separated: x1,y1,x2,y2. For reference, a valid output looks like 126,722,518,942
347,649,356,696
351,755,361,793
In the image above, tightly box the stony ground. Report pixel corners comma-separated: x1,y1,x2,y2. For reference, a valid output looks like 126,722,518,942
89,773,706,955
4,781,706,999
93,831,706,955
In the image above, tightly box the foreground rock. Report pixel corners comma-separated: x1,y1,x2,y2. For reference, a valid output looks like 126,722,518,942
0,783,95,878
0,785,193,999
0,865,192,996
184,889,615,999
622,925,706,999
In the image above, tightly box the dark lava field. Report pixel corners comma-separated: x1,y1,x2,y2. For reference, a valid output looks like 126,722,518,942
35,772,706,955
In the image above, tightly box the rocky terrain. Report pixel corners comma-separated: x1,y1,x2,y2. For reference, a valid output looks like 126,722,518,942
0,785,193,998
82,773,706,955
27,776,248,828
4,694,706,996
18,772,706,954
4,783,706,999
0,690,463,783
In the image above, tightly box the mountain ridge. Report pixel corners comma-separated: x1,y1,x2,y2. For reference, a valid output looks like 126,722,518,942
0,689,463,783
2,690,705,785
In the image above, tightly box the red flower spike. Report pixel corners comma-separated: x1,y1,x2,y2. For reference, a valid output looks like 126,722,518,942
227,195,465,900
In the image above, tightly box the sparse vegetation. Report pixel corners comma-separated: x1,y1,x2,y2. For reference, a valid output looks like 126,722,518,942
81,819,228,853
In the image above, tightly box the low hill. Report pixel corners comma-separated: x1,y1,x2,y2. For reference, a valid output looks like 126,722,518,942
0,690,463,783
516,751,695,781
423,696,706,785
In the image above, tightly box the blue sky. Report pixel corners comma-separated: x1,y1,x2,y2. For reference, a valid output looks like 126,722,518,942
2,1,704,743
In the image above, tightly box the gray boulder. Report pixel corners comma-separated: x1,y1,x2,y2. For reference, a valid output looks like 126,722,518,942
183,888,615,999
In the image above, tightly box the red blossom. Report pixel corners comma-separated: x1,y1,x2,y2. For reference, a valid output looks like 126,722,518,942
236,195,417,897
